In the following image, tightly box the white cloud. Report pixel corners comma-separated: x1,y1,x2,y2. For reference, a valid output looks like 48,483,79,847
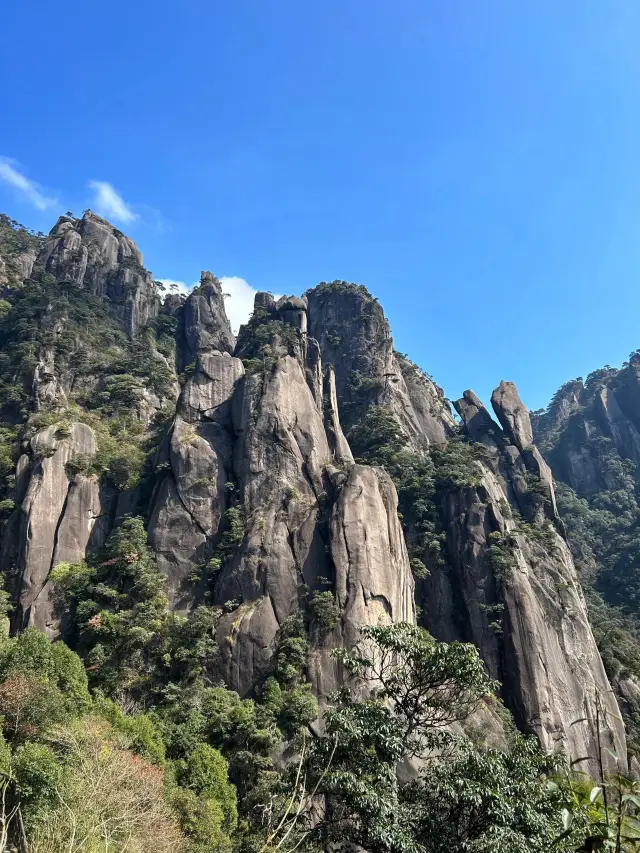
89,180,137,223
221,276,280,333
0,158,57,210
156,275,281,333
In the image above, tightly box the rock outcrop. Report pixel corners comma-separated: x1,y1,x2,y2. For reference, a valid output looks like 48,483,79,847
531,356,640,758
38,212,160,336
421,384,625,770
533,358,640,495
6,423,104,636
0,214,42,287
214,295,415,696
0,214,629,771
306,283,456,447
148,282,243,608
183,272,236,365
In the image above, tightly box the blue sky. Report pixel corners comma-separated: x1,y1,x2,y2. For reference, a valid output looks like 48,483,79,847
2,1,640,411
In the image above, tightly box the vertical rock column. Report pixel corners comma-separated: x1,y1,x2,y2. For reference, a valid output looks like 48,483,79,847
432,383,627,773
148,275,243,609
215,293,416,697
9,423,102,636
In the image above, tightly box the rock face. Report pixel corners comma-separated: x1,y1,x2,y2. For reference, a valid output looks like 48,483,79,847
533,360,640,495
428,425,623,768
7,423,104,636
214,296,415,697
531,357,640,757
0,216,628,770
306,283,456,447
425,384,625,770
38,212,160,336
183,272,236,365
0,214,42,287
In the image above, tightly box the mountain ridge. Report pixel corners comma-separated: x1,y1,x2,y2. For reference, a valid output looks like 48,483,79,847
0,208,637,850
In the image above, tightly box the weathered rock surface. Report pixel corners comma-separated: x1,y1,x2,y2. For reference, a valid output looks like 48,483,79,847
491,381,534,450
0,244,37,286
306,284,456,447
0,211,630,771
532,360,640,495
149,345,244,608
37,212,159,336
183,273,236,364
0,215,42,287
11,423,103,635
419,383,626,772
215,297,415,697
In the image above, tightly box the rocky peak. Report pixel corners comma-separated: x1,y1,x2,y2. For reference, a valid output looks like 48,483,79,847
182,272,236,364
0,213,43,287
0,208,630,778
36,210,159,336
306,281,455,446
253,291,276,312
490,380,534,450
276,295,308,332
453,389,498,440
530,379,585,440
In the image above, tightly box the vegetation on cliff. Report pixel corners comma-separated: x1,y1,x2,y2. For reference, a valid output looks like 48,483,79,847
0,211,638,851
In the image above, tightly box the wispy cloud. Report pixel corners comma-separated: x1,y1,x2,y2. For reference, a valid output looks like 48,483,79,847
89,180,137,223
156,276,281,333
0,158,57,210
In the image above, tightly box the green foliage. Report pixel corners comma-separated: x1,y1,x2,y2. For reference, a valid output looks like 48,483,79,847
305,280,372,300
488,531,518,585
172,788,233,853
279,683,319,737
274,614,308,687
23,715,188,851
177,742,238,831
95,696,166,765
346,406,484,578
52,517,169,697
430,436,484,490
406,736,583,853
218,506,245,558
236,312,302,371
0,629,91,743
52,518,221,705
12,741,62,821
293,622,587,853
335,623,497,749
0,424,19,505
0,252,176,498
310,589,340,634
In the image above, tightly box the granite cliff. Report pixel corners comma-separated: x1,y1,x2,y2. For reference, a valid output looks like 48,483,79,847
532,358,640,755
0,211,627,773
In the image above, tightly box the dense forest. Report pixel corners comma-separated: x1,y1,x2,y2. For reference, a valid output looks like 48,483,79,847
0,210,639,851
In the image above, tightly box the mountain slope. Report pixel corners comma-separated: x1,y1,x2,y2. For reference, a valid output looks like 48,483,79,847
533,359,640,753
0,210,627,775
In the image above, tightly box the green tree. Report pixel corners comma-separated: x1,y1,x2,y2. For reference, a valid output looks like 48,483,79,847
270,623,591,853
178,743,237,831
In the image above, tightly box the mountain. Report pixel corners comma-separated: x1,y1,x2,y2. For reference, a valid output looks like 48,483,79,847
0,209,625,767
532,360,640,754
1,209,638,850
